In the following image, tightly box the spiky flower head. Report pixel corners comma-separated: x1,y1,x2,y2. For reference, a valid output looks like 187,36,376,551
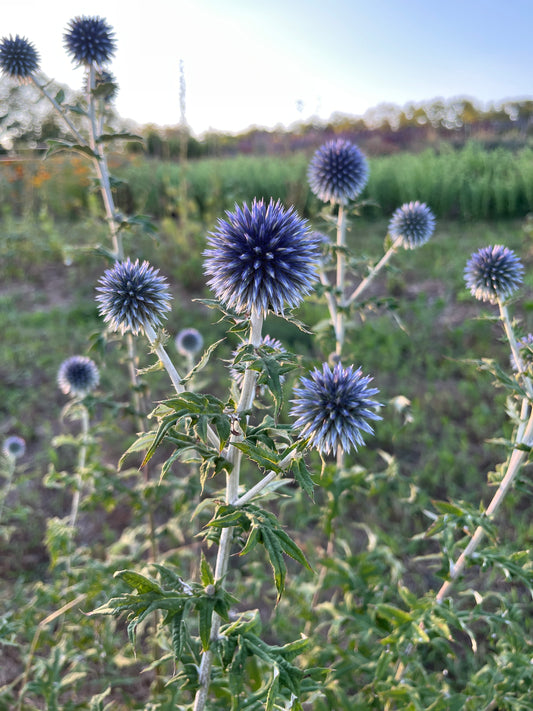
464,245,524,304
175,328,204,357
96,258,172,335
290,362,382,455
388,201,436,249
308,139,369,205
64,16,116,66
2,435,26,460
510,334,533,372
204,198,320,316
0,35,39,80
57,355,100,397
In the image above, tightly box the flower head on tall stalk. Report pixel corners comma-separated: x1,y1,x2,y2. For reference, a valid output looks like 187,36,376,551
388,201,436,249
204,198,320,316
64,16,116,66
96,258,172,335
57,356,100,398
464,245,524,304
308,138,369,205
290,362,382,455
0,35,39,80
175,328,204,358
2,436,26,461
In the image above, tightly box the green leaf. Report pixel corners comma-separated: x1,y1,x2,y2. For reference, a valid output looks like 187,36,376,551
200,553,215,587
292,457,315,499
273,528,313,572
115,570,163,594
376,603,413,625
261,526,286,601
198,597,216,651
96,132,143,143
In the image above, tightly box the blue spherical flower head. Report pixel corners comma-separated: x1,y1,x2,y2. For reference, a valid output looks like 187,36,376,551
3,435,26,460
308,139,369,205
0,35,39,80
465,245,524,304
389,201,436,249
96,258,172,335
64,16,116,66
58,355,100,397
175,328,204,357
290,362,382,455
204,198,320,316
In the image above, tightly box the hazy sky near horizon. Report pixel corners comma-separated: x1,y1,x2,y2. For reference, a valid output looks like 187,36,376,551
3,0,533,134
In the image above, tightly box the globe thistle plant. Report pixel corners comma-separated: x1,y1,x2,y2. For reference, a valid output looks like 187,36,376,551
96,258,172,335
0,35,39,80
2,435,26,460
510,334,533,372
290,362,382,455
308,139,369,205
204,198,320,316
464,245,524,304
64,16,116,66
175,328,204,357
388,201,436,249
58,355,100,397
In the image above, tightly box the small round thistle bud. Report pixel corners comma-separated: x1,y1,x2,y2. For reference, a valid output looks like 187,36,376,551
2,435,26,460
57,355,100,397
64,16,116,66
388,201,436,249
290,362,382,455
204,198,320,316
88,69,118,101
96,258,172,336
0,35,39,80
308,139,369,205
464,245,524,304
175,328,204,357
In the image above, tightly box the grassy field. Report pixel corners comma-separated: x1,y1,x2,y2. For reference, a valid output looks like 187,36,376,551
2,150,533,707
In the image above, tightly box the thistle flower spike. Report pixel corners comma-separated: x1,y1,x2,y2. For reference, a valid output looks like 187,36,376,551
290,362,382,455
464,245,524,304
0,35,39,80
388,201,436,249
58,355,100,397
64,16,116,66
308,138,369,205
96,258,172,335
204,198,320,316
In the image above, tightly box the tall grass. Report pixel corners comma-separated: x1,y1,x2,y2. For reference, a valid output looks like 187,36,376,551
2,141,533,223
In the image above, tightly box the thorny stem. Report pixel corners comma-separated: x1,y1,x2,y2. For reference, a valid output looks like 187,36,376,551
435,300,533,603
335,204,347,358
69,405,89,529
346,236,401,306
31,75,87,146
193,308,263,711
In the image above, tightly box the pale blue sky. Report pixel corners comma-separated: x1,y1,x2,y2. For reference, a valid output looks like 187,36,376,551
3,0,532,134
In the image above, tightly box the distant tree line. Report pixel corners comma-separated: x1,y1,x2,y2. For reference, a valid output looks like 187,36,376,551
1,76,532,159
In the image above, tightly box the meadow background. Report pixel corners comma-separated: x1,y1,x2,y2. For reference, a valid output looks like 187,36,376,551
2,85,533,709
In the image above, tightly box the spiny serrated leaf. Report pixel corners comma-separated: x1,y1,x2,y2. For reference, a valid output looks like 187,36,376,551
272,528,313,572
115,570,163,594
200,553,215,587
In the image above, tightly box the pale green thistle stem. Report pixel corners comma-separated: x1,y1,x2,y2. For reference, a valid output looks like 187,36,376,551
69,405,89,529
435,298,533,603
346,236,402,306
193,308,263,711
335,203,347,357
30,75,87,146
0,455,17,524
